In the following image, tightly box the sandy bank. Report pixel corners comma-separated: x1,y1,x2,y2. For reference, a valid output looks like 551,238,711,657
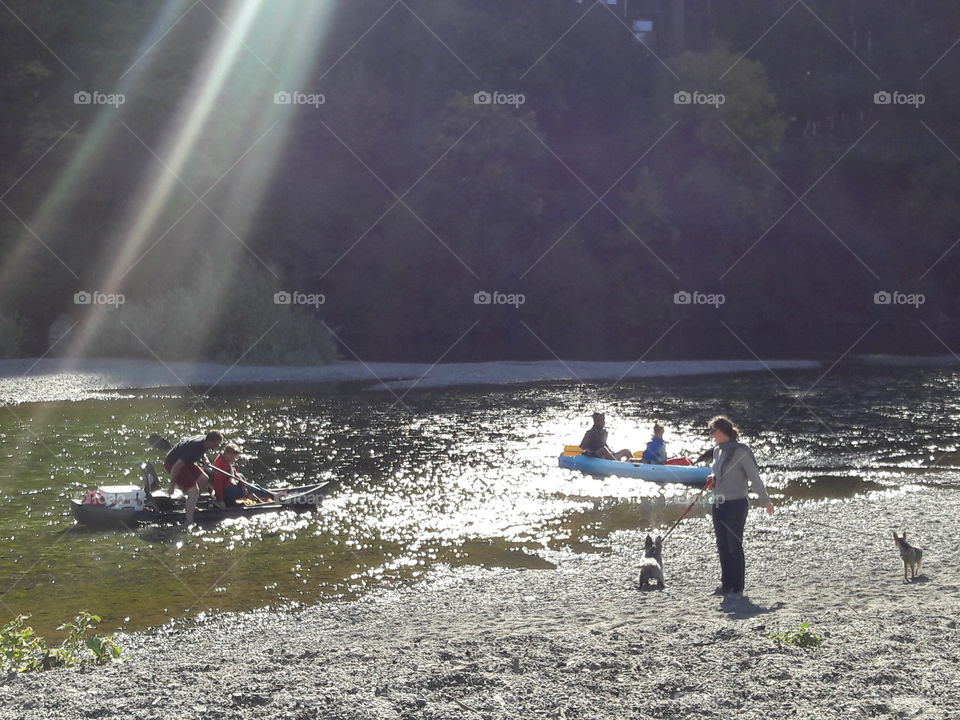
846,354,960,367
0,358,821,405
1,484,956,720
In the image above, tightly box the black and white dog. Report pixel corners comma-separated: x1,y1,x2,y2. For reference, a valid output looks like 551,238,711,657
638,534,664,589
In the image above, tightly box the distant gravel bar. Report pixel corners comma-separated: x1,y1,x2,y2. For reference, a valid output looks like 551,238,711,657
0,484,956,720
0,358,820,405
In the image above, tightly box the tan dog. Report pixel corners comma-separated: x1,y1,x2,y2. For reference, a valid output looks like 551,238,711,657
893,531,923,582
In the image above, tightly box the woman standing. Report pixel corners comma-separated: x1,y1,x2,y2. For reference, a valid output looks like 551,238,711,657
706,416,774,598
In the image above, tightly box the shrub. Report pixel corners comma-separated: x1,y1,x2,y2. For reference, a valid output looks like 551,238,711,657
769,622,824,649
0,612,122,672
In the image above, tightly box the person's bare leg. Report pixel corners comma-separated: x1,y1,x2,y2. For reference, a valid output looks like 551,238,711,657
615,449,633,461
194,470,213,506
184,485,200,526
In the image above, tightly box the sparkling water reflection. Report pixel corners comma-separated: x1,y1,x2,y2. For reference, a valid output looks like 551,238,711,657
0,367,958,637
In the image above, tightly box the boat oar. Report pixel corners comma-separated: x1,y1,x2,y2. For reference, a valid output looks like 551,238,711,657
204,463,273,501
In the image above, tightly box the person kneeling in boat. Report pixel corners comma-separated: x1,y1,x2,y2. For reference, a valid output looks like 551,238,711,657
580,412,632,461
211,444,254,508
641,422,668,464
164,430,223,525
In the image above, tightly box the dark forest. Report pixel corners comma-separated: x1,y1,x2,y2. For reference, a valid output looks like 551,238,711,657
1,0,958,362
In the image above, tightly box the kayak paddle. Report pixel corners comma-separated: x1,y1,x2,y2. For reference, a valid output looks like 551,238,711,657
204,462,273,500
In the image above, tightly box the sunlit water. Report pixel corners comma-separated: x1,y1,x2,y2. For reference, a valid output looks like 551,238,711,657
0,367,958,637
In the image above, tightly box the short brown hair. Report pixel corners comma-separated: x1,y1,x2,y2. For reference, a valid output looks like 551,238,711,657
709,415,739,441
223,443,241,455
205,430,223,444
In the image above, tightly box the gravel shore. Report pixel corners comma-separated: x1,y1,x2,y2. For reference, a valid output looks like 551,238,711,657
1,484,956,720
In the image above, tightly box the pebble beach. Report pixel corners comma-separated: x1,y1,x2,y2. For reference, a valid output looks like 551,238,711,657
1,484,955,720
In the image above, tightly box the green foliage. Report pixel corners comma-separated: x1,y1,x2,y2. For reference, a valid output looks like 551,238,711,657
770,622,824,649
57,611,122,666
650,47,787,257
658,48,785,161
2,2,960,358
89,254,337,365
0,612,122,672
0,614,46,671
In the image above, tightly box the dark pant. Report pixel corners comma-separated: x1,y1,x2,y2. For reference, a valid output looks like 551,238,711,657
712,497,749,593
223,484,244,506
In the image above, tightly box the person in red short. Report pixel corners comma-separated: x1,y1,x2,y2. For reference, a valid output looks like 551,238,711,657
211,444,253,508
163,430,223,525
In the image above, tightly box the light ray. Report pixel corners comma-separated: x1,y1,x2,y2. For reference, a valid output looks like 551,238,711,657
0,0,200,290
58,0,337,361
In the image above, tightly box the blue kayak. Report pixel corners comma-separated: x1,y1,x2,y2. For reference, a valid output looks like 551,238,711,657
558,454,710,485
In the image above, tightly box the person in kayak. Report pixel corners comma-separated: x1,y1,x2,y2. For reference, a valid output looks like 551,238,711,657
211,444,254,508
580,412,632,461
641,422,668,464
164,430,223,525
705,415,774,600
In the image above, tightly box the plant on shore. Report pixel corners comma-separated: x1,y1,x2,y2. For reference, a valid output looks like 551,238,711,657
769,622,824,649
0,612,122,672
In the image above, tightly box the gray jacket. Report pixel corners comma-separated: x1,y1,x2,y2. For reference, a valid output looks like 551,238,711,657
711,441,771,505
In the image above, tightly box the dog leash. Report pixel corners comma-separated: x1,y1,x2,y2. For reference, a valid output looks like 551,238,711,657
660,484,708,542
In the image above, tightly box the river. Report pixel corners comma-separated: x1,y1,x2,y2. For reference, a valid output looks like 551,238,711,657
0,365,957,638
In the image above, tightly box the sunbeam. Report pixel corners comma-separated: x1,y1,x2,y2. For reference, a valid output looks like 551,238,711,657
54,0,338,361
